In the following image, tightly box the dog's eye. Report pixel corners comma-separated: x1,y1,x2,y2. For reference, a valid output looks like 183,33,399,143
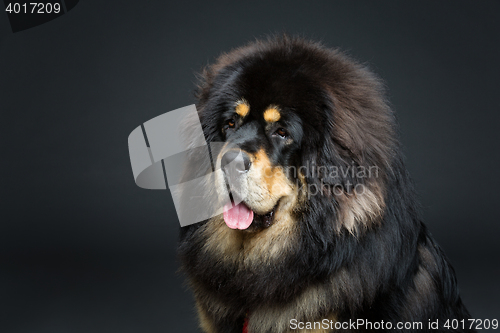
225,119,235,129
274,128,288,138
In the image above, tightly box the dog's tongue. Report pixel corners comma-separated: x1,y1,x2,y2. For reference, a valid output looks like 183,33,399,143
223,202,254,230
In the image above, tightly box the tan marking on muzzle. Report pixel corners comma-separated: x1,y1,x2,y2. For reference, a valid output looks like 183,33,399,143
253,149,290,198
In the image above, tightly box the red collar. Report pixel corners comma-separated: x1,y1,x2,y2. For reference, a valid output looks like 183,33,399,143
242,315,249,333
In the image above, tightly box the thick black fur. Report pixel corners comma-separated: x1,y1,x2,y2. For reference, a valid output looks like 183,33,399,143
178,35,473,333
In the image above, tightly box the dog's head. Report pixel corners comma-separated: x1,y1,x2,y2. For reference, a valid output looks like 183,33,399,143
196,36,395,236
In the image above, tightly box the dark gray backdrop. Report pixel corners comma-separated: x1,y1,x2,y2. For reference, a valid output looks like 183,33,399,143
1,1,499,332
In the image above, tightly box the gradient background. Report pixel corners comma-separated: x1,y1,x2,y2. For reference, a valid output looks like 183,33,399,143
1,1,499,332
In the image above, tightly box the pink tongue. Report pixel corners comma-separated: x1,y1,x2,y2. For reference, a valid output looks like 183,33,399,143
223,202,254,230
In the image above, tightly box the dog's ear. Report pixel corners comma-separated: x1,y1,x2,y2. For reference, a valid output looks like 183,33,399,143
299,101,362,196
300,97,389,234
194,61,241,144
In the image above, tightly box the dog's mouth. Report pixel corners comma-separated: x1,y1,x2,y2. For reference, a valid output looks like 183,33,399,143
223,195,279,231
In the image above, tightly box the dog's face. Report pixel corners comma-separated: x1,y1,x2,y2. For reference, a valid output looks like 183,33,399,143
212,67,323,232
200,40,388,236
216,100,299,231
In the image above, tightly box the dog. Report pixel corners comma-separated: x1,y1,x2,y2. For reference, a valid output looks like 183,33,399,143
178,35,474,332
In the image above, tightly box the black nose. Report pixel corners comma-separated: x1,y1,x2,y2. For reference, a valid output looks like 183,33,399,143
221,150,251,173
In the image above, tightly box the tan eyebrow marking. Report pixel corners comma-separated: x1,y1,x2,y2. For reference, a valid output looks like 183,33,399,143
235,100,250,117
263,106,281,122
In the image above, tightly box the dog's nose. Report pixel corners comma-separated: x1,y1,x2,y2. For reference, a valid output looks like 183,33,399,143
221,150,251,173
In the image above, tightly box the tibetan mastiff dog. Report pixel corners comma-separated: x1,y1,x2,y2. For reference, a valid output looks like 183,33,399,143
178,35,473,332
